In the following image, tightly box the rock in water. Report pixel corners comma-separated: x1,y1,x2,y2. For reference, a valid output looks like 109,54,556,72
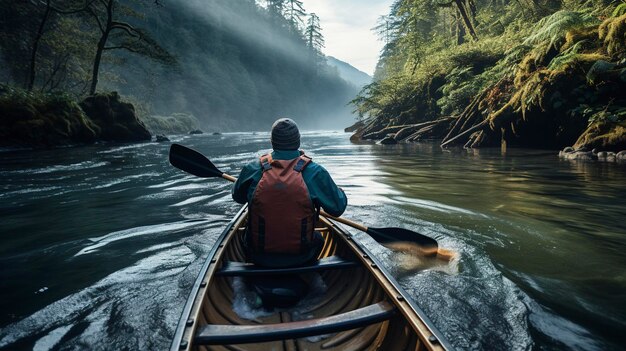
80,92,151,142
189,129,203,135
155,134,170,142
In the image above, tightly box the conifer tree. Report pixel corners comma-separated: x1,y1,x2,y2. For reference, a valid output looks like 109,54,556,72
285,0,306,33
305,13,324,57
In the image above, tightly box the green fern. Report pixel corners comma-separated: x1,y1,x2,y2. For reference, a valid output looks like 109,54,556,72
612,3,626,17
523,10,599,50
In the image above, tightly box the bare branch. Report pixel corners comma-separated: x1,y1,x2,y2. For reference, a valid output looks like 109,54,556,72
87,7,105,33
111,21,141,37
104,45,140,53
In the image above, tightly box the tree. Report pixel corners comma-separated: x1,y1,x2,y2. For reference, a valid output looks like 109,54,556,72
305,13,324,56
285,0,305,33
86,0,175,94
27,0,94,91
437,0,478,41
266,0,286,23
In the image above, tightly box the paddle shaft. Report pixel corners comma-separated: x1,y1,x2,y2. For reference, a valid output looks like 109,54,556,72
222,174,237,182
320,210,368,232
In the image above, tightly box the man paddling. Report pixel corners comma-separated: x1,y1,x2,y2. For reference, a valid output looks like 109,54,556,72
232,118,347,267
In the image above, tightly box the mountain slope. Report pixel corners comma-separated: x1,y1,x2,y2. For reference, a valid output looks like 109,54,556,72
326,56,372,89
108,1,360,131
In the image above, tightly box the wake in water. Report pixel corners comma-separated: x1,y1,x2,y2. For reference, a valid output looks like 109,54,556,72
0,217,224,351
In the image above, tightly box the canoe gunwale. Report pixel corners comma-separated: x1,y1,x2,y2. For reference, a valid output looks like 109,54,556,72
320,217,454,351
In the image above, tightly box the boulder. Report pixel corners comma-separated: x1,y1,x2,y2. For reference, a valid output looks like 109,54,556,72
617,150,626,161
563,151,596,160
80,92,151,142
155,134,170,142
189,129,203,135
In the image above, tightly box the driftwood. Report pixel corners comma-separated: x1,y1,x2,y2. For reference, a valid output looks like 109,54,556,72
441,119,490,147
405,119,455,141
363,124,412,140
442,89,487,144
344,120,365,133
393,119,451,141
350,118,383,142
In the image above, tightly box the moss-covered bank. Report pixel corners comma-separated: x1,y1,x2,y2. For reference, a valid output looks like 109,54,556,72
350,5,626,158
0,89,151,148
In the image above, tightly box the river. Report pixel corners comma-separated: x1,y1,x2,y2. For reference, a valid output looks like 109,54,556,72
1,132,624,350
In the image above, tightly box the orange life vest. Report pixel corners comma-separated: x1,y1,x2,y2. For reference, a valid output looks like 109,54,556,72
248,153,316,254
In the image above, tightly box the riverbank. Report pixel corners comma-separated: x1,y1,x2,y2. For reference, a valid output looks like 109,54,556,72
0,88,204,149
350,8,626,159
0,88,150,148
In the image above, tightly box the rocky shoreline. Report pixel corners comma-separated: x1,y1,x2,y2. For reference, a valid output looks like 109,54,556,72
0,89,206,149
559,147,626,162
0,90,150,148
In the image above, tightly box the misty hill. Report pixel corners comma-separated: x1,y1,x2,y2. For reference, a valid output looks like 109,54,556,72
106,1,359,131
327,56,372,89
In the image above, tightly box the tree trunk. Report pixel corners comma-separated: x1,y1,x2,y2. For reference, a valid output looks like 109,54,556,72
28,0,52,91
89,0,113,95
455,9,465,45
454,0,478,41
90,35,107,95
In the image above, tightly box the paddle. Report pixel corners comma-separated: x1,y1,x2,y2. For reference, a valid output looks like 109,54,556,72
169,143,455,260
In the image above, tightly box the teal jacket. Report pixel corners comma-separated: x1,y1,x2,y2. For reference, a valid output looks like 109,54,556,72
232,150,347,216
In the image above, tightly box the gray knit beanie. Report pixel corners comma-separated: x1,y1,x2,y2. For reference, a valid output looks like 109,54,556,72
271,118,300,150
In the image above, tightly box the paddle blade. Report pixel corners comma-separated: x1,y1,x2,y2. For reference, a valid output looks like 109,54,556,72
169,143,223,178
366,227,438,249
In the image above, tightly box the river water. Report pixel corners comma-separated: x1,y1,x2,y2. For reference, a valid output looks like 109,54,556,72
0,132,624,350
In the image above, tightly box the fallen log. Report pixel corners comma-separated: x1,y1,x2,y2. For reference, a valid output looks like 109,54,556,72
394,119,451,141
441,119,490,148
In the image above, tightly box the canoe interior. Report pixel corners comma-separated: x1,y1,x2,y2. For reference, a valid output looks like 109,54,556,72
179,208,442,351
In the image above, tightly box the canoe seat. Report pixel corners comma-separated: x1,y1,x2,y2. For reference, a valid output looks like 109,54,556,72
194,301,396,345
216,255,358,277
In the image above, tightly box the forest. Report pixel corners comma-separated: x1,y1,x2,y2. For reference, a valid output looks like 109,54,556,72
0,0,360,148
350,0,626,159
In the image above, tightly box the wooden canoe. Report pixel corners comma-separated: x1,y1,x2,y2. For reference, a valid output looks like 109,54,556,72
170,206,452,351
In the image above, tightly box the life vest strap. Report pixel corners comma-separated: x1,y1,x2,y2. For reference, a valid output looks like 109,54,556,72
260,154,273,172
293,155,312,173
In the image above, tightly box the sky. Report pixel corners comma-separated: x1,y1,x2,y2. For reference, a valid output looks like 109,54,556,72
303,0,395,76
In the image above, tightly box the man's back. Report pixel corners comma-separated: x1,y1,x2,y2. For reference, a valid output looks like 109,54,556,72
232,149,347,217
231,118,346,266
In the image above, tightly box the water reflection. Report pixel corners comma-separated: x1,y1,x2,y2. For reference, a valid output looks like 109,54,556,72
364,142,626,350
